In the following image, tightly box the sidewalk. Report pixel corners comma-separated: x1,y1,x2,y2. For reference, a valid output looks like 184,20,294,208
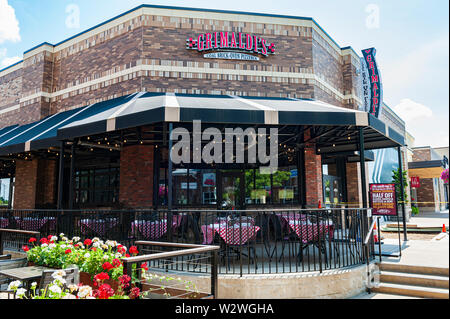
353,210,449,299
379,209,449,268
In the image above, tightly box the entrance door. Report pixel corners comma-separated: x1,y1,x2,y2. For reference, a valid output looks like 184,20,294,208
218,170,245,209
323,175,342,207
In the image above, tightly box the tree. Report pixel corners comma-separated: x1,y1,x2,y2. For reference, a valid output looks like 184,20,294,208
392,168,408,205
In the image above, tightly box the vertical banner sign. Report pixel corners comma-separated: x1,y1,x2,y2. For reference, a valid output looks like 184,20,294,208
361,48,383,118
410,176,420,188
369,183,397,216
360,57,371,113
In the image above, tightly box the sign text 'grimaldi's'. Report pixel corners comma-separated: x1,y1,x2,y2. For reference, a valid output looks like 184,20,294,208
186,32,275,60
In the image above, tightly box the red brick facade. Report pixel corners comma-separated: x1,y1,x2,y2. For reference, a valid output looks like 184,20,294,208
0,6,362,129
119,144,154,208
13,158,57,209
0,6,366,209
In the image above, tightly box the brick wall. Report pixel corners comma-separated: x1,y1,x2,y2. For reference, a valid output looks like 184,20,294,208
416,178,436,208
119,144,154,208
12,158,58,209
13,159,39,209
304,130,322,207
0,7,362,129
346,162,362,208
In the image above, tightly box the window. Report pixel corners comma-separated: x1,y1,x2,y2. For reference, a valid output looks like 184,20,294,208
74,167,119,207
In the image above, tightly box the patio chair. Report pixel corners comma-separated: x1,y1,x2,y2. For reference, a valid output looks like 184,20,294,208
38,265,79,296
0,257,28,298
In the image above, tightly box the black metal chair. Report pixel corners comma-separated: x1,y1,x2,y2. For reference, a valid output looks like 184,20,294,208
0,257,28,299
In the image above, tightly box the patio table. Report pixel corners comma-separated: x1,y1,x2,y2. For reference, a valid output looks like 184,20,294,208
201,222,260,246
0,218,8,229
131,216,182,240
0,266,53,295
16,217,56,232
79,218,119,237
287,220,334,243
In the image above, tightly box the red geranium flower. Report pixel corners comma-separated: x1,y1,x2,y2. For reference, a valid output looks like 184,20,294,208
102,262,113,271
22,245,29,252
119,275,131,289
84,239,92,246
40,238,48,244
94,272,110,282
65,249,72,254
112,258,121,268
129,287,141,299
94,284,115,299
125,254,130,258
28,237,37,244
141,262,148,271
129,246,139,255
47,235,53,240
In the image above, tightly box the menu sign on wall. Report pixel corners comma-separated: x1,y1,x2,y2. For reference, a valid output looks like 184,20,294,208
186,32,275,61
410,176,420,188
369,183,397,216
361,48,383,118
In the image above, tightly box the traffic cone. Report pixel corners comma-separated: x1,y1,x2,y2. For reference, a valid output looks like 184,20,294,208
318,200,322,209
443,224,447,233
373,222,379,243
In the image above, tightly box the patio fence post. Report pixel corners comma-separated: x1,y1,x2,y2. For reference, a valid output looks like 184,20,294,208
211,249,218,298
167,123,173,242
397,146,408,242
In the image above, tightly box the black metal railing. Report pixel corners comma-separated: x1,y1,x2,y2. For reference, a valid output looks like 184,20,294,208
0,208,375,276
122,241,220,299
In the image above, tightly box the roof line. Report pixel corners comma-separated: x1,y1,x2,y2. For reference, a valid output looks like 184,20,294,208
18,4,358,60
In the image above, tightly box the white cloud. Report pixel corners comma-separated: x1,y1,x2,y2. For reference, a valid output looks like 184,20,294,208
0,0,21,44
0,48,20,69
393,98,433,123
393,98,448,148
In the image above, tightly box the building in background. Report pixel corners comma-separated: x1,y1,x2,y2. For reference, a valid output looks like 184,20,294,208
367,103,411,219
408,146,448,212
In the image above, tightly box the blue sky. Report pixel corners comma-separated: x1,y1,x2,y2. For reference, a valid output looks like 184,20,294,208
1,0,448,147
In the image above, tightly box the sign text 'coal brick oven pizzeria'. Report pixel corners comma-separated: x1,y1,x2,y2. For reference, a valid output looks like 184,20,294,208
186,31,276,61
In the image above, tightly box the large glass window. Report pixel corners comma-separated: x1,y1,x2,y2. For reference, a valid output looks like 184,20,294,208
272,166,298,204
74,167,119,207
171,168,217,206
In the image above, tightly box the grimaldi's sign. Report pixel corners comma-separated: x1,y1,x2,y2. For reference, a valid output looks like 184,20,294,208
186,32,275,61
360,48,383,118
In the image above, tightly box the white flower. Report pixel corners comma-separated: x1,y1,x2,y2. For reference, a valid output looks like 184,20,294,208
16,288,27,298
68,284,78,293
84,253,91,258
62,237,69,242
92,237,100,243
62,293,77,299
31,282,37,288
72,236,80,243
50,236,58,242
106,240,117,247
103,255,109,260
52,270,66,279
49,284,62,295
8,280,22,290
41,243,48,248
49,243,57,249
77,286,93,299
60,244,67,249
59,233,65,238
92,241,101,248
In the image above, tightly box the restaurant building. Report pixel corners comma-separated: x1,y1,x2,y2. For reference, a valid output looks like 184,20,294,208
0,4,405,211
0,4,408,298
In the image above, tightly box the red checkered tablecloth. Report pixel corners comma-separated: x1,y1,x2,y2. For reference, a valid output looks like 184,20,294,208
0,217,8,228
201,223,260,246
132,216,181,240
17,217,56,232
79,219,118,237
288,220,334,244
